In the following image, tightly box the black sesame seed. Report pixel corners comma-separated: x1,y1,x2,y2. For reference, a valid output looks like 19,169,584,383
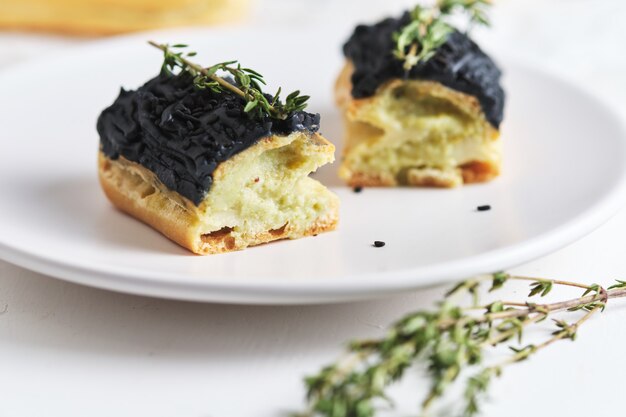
353,186,363,193
373,241,386,248
477,205,491,212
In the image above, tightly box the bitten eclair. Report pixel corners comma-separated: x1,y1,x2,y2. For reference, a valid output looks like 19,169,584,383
97,44,338,254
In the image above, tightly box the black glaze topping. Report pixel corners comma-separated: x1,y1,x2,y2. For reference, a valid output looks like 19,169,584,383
97,72,320,205
343,12,505,128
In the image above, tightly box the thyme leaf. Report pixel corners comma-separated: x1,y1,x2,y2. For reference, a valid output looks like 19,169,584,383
149,41,310,121
393,0,492,72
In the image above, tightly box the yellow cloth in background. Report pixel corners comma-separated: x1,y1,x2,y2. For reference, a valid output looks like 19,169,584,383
0,0,249,35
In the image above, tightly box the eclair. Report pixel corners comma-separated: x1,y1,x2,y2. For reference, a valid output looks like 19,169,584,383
97,48,338,254
336,10,505,188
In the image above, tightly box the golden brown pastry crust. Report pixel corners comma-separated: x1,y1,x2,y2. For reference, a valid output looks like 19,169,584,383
98,131,339,255
335,61,501,188
0,0,248,36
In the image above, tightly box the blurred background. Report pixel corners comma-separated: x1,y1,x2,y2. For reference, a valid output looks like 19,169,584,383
0,0,625,118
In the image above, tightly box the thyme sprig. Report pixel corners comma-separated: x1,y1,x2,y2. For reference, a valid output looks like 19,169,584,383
393,0,492,72
148,41,310,120
302,273,626,417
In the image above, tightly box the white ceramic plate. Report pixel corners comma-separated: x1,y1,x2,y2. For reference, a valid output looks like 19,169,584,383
0,28,625,304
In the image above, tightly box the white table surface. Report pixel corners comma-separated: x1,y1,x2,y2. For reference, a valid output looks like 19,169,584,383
1,0,626,415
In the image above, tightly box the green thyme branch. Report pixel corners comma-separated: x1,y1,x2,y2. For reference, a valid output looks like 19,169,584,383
440,290,609,327
393,0,492,72
302,274,626,417
148,41,309,120
464,301,528,310
483,312,547,347
497,304,602,368
509,275,596,291
148,41,244,99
